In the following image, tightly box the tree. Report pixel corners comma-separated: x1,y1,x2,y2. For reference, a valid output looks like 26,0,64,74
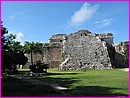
33,42,43,61
23,41,32,54
33,42,43,54
29,61,49,74
23,41,34,66
23,41,43,66
2,23,16,72
12,41,28,68
2,23,28,73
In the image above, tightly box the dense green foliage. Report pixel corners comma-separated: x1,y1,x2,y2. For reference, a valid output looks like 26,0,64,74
29,61,49,73
2,23,27,73
23,41,43,66
23,41,43,54
2,23,44,73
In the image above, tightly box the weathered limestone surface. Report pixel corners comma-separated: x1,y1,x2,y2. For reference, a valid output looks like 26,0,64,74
25,29,127,70
114,41,128,67
59,30,112,70
25,43,61,68
96,33,114,45
49,34,66,43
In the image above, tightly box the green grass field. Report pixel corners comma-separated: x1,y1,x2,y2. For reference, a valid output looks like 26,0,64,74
37,69,128,96
2,68,128,96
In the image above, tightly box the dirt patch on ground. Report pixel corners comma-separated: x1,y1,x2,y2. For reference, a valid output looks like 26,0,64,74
120,68,129,72
9,75,68,95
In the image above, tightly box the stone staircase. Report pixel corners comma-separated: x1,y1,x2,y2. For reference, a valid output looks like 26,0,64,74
59,56,76,70
59,57,70,70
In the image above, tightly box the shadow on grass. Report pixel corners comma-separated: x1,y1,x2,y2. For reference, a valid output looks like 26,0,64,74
35,76,79,88
2,75,78,96
2,72,128,97
37,77,128,96
15,70,81,76
33,76,128,97
65,86,128,97
47,72,81,75
2,77,64,96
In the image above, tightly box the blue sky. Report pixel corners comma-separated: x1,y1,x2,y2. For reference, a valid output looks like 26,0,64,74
2,1,129,45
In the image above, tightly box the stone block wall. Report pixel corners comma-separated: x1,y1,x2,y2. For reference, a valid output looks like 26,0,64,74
96,33,114,45
49,34,66,43
24,29,127,70
25,44,61,68
43,45,61,66
59,30,112,70
114,41,128,67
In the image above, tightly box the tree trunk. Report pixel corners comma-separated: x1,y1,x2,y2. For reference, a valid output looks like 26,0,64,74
31,46,33,66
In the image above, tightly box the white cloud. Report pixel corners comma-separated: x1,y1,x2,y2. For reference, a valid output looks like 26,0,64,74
15,32,24,41
8,30,24,45
70,2,99,25
94,18,114,28
15,32,24,45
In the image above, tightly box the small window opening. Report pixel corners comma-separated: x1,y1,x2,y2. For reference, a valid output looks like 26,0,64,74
81,33,82,36
84,33,87,36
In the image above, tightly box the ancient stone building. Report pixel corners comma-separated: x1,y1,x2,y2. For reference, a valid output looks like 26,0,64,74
42,43,62,68
59,30,112,70
25,43,62,68
25,29,128,70
49,34,66,43
96,33,114,45
114,41,128,67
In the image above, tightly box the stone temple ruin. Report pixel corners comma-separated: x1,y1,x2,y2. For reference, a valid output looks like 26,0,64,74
59,30,112,70
25,30,128,70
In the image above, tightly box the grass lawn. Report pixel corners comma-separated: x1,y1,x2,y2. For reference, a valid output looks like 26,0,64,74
2,68,128,96
37,69,128,96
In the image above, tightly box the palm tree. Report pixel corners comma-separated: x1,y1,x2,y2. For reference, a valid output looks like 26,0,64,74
23,41,33,66
23,41,43,66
